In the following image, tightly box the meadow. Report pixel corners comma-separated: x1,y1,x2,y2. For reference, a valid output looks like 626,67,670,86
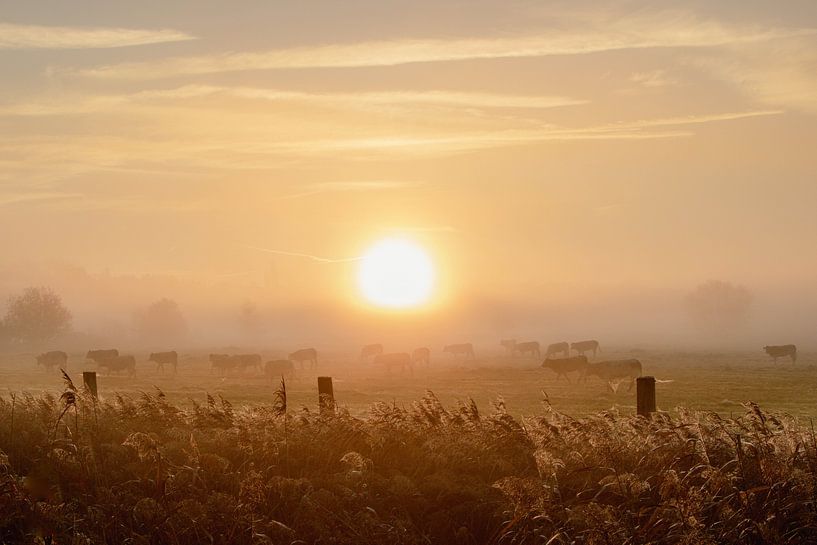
1,361,817,543
2,347,817,543
1,346,815,418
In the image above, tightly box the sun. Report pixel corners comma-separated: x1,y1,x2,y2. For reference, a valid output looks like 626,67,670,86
357,238,435,308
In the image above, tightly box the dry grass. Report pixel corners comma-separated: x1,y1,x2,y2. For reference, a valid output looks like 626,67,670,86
1,372,816,544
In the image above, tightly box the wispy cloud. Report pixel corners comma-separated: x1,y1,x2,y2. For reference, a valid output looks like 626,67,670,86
243,245,361,264
690,41,817,114
0,191,83,206
0,85,585,117
72,14,814,79
0,108,780,189
281,180,422,199
0,22,195,49
630,70,676,88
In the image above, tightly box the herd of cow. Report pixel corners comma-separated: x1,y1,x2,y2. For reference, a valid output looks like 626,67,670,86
32,342,800,391
497,338,642,391
35,348,317,381
36,349,178,376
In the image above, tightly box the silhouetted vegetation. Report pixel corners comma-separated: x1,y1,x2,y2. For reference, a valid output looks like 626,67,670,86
1,286,72,345
133,298,188,345
1,380,815,544
686,280,753,333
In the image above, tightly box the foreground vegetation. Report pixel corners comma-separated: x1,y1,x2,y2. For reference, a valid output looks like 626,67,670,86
0,375,816,544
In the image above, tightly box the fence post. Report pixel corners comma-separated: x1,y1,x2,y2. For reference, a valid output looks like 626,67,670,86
636,376,656,417
83,371,98,398
317,376,334,414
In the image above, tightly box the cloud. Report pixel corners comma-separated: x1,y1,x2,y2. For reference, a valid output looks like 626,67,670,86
0,22,195,49
264,109,781,155
690,40,817,114
0,108,780,189
243,245,361,264
72,14,814,79
630,70,676,88
0,23,195,49
281,180,422,199
0,191,83,206
0,85,586,116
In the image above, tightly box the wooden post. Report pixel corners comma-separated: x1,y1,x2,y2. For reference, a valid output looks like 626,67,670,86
317,376,334,414
83,371,98,398
636,376,656,417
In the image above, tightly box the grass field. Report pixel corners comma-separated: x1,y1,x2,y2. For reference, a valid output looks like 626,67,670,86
2,347,815,418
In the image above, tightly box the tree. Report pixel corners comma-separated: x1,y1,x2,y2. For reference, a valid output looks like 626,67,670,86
2,286,72,344
686,280,752,332
134,298,188,344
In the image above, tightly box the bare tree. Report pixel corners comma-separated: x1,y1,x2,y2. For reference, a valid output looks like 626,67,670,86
2,286,72,344
134,298,188,344
686,280,752,332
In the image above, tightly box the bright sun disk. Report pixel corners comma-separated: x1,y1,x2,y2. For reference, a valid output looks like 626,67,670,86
357,238,435,308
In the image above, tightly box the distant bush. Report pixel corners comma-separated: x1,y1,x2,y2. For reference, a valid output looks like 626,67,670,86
0,379,815,544
133,298,188,345
1,286,72,345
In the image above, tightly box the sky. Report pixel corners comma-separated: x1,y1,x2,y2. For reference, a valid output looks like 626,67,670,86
1,1,816,347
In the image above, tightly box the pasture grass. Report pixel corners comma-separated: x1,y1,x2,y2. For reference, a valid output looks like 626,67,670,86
0,370,816,543
1,347,816,418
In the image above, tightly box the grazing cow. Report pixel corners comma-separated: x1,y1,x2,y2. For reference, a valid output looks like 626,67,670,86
412,347,431,366
289,348,318,370
265,359,295,382
443,343,475,359
764,345,797,364
86,349,119,363
584,359,643,392
545,342,570,359
209,353,236,376
36,351,68,372
571,340,601,358
541,355,588,381
501,339,517,354
360,343,384,361
97,355,136,376
513,341,541,358
232,354,263,373
149,351,178,373
374,352,413,374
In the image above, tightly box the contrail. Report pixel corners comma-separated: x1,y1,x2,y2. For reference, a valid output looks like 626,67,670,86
243,244,362,263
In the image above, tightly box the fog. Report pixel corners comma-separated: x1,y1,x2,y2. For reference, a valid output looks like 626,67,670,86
1,260,814,354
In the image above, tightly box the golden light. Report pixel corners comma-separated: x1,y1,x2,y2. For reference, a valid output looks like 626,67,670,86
357,238,435,308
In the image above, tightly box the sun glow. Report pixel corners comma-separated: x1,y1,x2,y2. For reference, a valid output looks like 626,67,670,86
357,238,435,308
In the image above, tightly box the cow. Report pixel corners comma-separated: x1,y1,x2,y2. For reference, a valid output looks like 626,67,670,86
513,341,541,358
545,342,570,359
36,351,68,372
501,339,517,354
373,352,413,374
571,340,601,358
86,349,119,363
209,353,237,376
97,355,136,376
764,345,797,364
149,351,178,373
232,354,263,373
584,359,643,392
265,359,295,382
443,343,475,359
541,355,588,381
360,343,384,361
289,348,318,370
412,347,431,366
